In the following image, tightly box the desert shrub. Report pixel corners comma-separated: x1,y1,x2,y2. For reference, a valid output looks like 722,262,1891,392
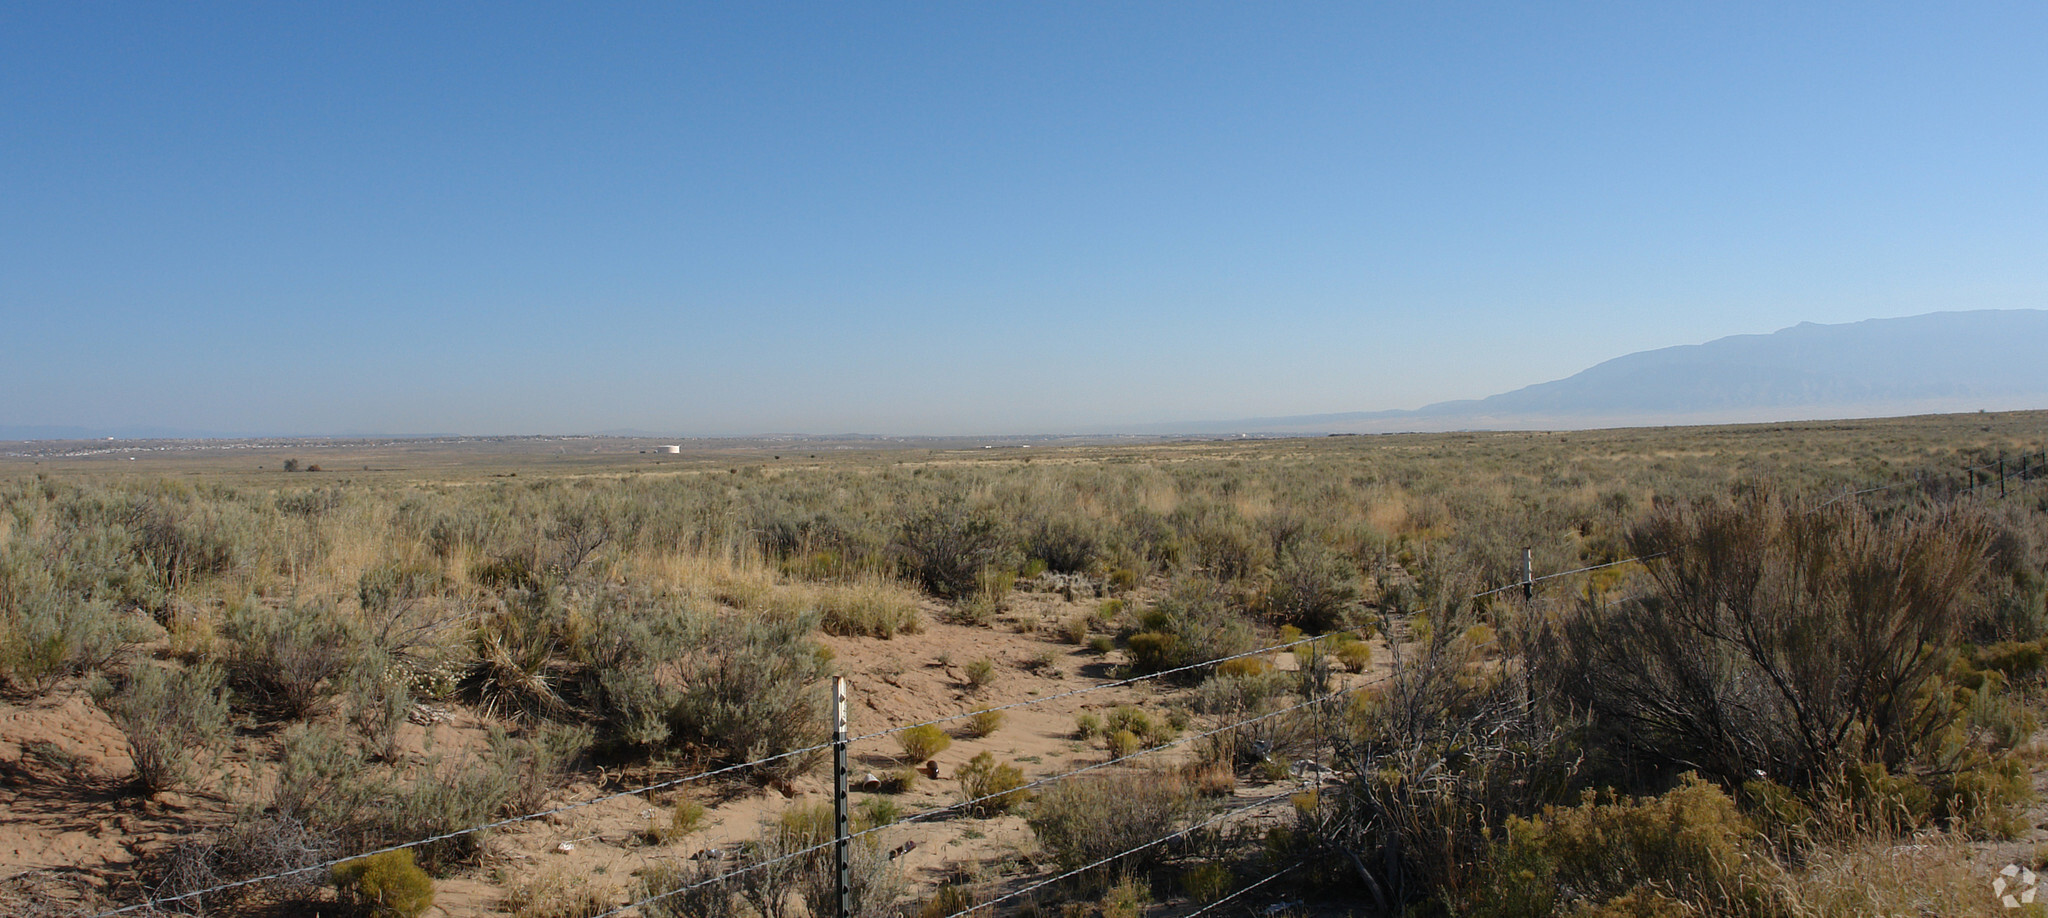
505,869,614,918
377,754,519,873
1333,601,1584,912
878,767,919,794
223,598,365,719
894,504,1003,599
1537,490,1994,788
668,798,708,840
1028,772,1194,880
919,884,975,918
1059,614,1092,644
155,812,335,914
333,849,434,918
1262,541,1361,632
898,724,952,762
817,575,923,638
636,859,744,918
491,722,591,813
1075,712,1105,739
1106,706,1176,746
857,795,901,827
1466,776,1780,918
0,593,134,695
965,709,1006,738
1336,640,1372,672
1107,729,1142,759
1214,656,1268,679
1087,635,1116,654
1180,862,1233,904
1097,873,1150,918
1122,576,1256,680
957,751,1029,815
571,586,696,749
97,660,229,791
271,723,383,833
746,802,905,918
1024,515,1102,574
963,657,997,692
1189,669,1290,717
671,611,831,779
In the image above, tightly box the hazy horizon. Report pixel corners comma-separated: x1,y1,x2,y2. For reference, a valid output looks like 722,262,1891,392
6,5,2046,436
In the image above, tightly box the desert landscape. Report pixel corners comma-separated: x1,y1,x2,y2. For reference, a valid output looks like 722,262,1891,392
3,410,2047,917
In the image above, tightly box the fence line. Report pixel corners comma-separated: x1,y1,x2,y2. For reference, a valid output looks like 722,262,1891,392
91,634,1360,917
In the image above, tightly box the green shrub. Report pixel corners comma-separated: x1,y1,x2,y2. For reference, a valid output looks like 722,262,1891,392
1336,640,1373,673
898,724,952,762
965,709,1006,738
1088,636,1116,655
1122,577,1256,681
1107,729,1141,759
97,661,229,791
1181,862,1233,904
1075,712,1104,740
1098,873,1150,918
919,884,975,918
669,799,707,840
957,751,1029,816
1467,776,1778,918
333,849,434,918
857,796,901,827
963,657,997,692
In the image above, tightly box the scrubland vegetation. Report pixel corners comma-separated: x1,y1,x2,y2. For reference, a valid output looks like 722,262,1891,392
2,412,2046,916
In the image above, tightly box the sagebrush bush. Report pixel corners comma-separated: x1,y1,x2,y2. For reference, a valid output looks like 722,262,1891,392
670,611,831,779
893,504,1003,599
98,660,229,791
224,598,362,718
1539,490,1994,788
1029,772,1193,880
965,709,1005,737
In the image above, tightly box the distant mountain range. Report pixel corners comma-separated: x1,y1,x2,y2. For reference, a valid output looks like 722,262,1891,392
1163,309,2048,435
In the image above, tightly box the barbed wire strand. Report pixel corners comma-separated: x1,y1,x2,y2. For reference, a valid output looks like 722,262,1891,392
1181,861,1302,918
933,791,1301,918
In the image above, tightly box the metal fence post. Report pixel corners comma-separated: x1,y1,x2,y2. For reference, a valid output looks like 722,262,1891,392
833,676,852,918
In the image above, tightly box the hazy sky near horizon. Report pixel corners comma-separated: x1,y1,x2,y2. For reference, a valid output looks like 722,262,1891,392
5,3,2045,436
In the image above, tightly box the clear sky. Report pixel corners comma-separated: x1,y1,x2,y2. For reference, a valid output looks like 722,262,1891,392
4,3,2044,436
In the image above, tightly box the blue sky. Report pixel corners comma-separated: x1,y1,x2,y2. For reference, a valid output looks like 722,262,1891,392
4,3,2044,435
